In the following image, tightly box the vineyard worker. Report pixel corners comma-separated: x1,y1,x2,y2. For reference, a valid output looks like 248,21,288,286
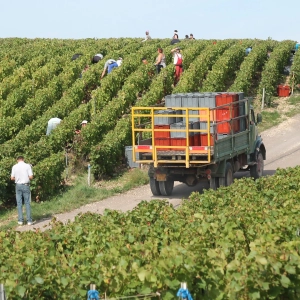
71,53,83,61
46,117,62,135
141,57,148,64
189,33,195,40
92,53,103,64
142,31,151,42
101,59,118,79
11,156,34,226
173,30,179,39
154,48,166,74
171,47,183,86
116,57,123,66
184,34,189,40
245,47,252,55
75,120,88,134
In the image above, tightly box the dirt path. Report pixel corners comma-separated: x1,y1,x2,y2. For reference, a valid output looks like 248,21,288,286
17,113,300,232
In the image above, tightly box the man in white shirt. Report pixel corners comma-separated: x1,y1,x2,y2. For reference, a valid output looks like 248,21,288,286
101,59,119,79
142,31,151,42
11,156,34,226
46,117,62,135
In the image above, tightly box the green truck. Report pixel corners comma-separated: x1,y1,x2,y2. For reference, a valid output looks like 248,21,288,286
131,93,266,196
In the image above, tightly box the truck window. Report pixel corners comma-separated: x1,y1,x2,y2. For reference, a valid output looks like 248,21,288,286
250,110,256,125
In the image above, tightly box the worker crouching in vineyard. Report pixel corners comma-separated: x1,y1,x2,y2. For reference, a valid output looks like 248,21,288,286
171,47,183,86
101,58,119,79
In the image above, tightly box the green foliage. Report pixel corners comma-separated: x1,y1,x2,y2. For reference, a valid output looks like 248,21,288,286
2,167,300,298
173,40,234,93
258,40,296,99
201,41,252,92
291,49,300,85
228,40,277,95
0,38,298,202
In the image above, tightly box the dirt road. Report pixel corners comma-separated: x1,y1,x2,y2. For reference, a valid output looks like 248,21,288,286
18,114,300,232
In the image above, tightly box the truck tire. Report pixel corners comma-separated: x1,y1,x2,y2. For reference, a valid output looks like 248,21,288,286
250,151,264,179
149,178,161,196
159,179,174,196
219,162,234,187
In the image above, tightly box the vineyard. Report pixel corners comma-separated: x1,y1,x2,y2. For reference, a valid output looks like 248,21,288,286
1,166,300,299
0,38,298,202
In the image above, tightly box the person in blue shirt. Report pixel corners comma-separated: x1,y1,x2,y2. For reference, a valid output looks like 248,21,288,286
245,47,252,55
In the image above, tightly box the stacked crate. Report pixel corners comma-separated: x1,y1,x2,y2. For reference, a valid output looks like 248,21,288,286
155,92,245,149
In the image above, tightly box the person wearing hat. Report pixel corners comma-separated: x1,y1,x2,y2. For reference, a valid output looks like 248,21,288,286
142,31,151,42
173,30,179,39
92,53,103,64
171,47,183,86
101,58,119,79
75,120,88,134
116,57,123,67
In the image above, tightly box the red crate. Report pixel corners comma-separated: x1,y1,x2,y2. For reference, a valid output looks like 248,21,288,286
216,107,240,134
216,93,238,106
154,138,171,150
277,85,290,97
193,134,200,146
154,125,170,138
170,137,194,150
200,134,214,146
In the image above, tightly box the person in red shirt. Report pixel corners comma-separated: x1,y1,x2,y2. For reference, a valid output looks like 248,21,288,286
171,47,183,86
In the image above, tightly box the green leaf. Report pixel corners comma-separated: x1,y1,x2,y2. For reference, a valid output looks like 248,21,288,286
35,276,44,284
25,257,34,266
280,275,291,288
284,264,296,274
194,213,202,218
61,277,69,287
137,269,148,282
17,286,26,297
256,256,268,265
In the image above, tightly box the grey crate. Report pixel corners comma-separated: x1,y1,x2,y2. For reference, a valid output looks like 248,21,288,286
217,134,228,140
191,121,200,136
154,110,176,125
182,110,199,123
165,94,183,108
240,117,247,132
175,109,183,122
181,94,199,107
170,122,193,138
125,146,139,168
200,121,215,134
236,92,244,100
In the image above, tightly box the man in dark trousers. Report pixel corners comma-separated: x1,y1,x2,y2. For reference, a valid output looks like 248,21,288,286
11,156,34,226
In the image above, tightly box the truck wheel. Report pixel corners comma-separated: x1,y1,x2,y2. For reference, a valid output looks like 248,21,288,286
159,179,174,196
250,152,264,179
224,162,234,186
149,178,161,196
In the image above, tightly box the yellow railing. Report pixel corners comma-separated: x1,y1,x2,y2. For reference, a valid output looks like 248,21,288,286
131,107,213,168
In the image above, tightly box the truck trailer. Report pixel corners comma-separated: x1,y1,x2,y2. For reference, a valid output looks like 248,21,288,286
131,92,266,196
